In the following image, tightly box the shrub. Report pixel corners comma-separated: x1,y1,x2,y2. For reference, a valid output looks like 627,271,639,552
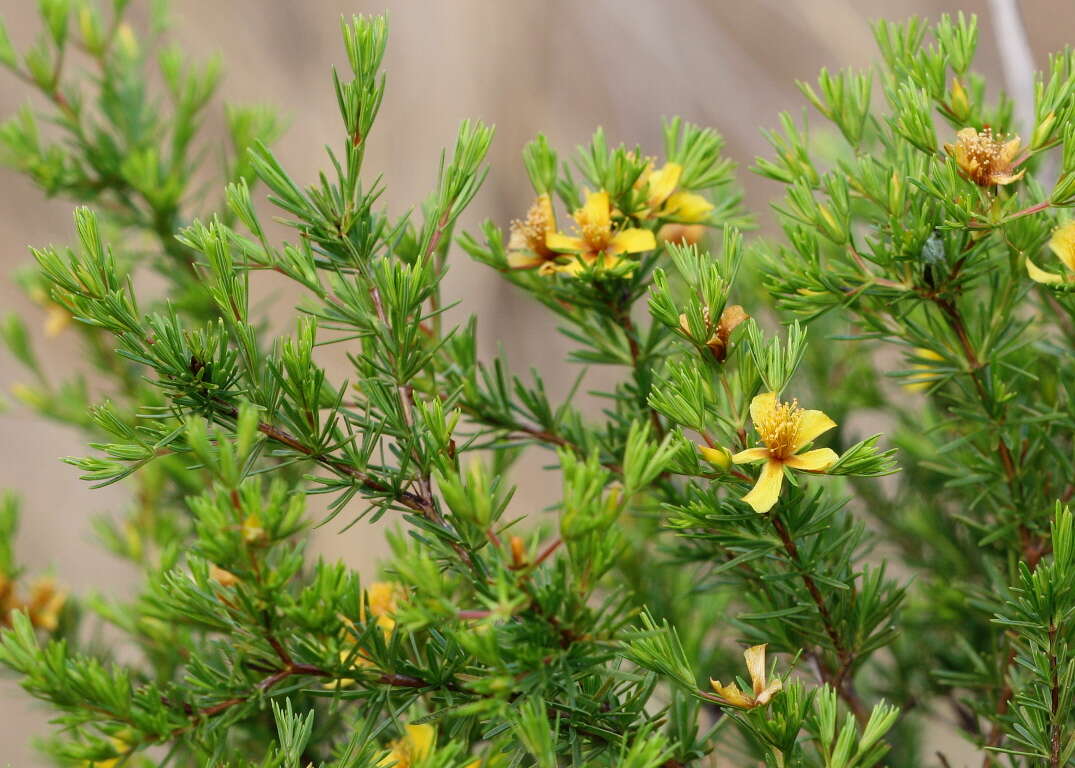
1,4,1074,767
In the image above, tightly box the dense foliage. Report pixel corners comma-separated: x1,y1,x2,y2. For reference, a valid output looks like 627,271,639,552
2,4,1075,767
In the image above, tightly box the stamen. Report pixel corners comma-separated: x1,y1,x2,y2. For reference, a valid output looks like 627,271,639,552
575,210,610,250
756,398,804,460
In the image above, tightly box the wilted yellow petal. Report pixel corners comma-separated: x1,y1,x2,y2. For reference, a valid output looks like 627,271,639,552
999,136,1022,165
743,644,768,697
755,677,783,706
709,679,755,708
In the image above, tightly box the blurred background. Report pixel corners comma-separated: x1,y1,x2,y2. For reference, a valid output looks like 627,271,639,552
0,1,1069,764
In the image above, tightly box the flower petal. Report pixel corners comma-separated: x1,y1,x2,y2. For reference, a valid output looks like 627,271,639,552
741,459,785,513
581,190,611,231
784,447,838,473
664,191,714,223
646,162,682,207
588,252,637,277
405,724,435,760
1026,258,1064,284
1000,136,1022,165
731,447,770,464
507,250,546,269
545,232,586,253
609,228,657,255
755,678,783,706
793,409,836,451
1049,221,1075,273
710,679,754,708
550,256,587,276
991,169,1025,186
744,644,768,697
749,392,778,428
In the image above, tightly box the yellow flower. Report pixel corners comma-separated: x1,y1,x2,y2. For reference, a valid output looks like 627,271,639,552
545,190,656,275
507,194,559,273
85,737,129,768
903,347,945,392
710,644,782,709
662,192,715,222
641,162,714,223
26,577,66,632
1026,221,1075,284
44,305,72,337
241,512,267,544
364,581,405,634
678,304,748,362
0,574,19,626
379,723,435,768
30,285,72,337
944,127,1024,187
732,392,838,513
326,581,406,688
325,647,375,689
643,162,681,209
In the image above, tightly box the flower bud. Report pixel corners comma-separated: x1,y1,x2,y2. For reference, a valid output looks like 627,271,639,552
510,536,526,568
699,445,732,471
1032,111,1057,151
949,78,970,122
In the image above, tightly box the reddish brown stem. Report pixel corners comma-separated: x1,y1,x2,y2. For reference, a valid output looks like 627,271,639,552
770,514,868,724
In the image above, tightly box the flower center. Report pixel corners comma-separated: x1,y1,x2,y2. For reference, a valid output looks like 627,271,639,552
756,398,803,460
958,128,1010,183
575,210,611,250
512,199,553,256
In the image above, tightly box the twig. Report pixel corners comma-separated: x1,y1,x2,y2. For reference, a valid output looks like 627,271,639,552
770,514,868,724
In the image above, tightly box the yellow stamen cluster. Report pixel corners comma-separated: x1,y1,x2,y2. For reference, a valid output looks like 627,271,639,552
574,208,611,249
754,398,805,460
509,196,554,258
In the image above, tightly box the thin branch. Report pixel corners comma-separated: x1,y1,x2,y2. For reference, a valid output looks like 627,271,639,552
770,514,869,724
